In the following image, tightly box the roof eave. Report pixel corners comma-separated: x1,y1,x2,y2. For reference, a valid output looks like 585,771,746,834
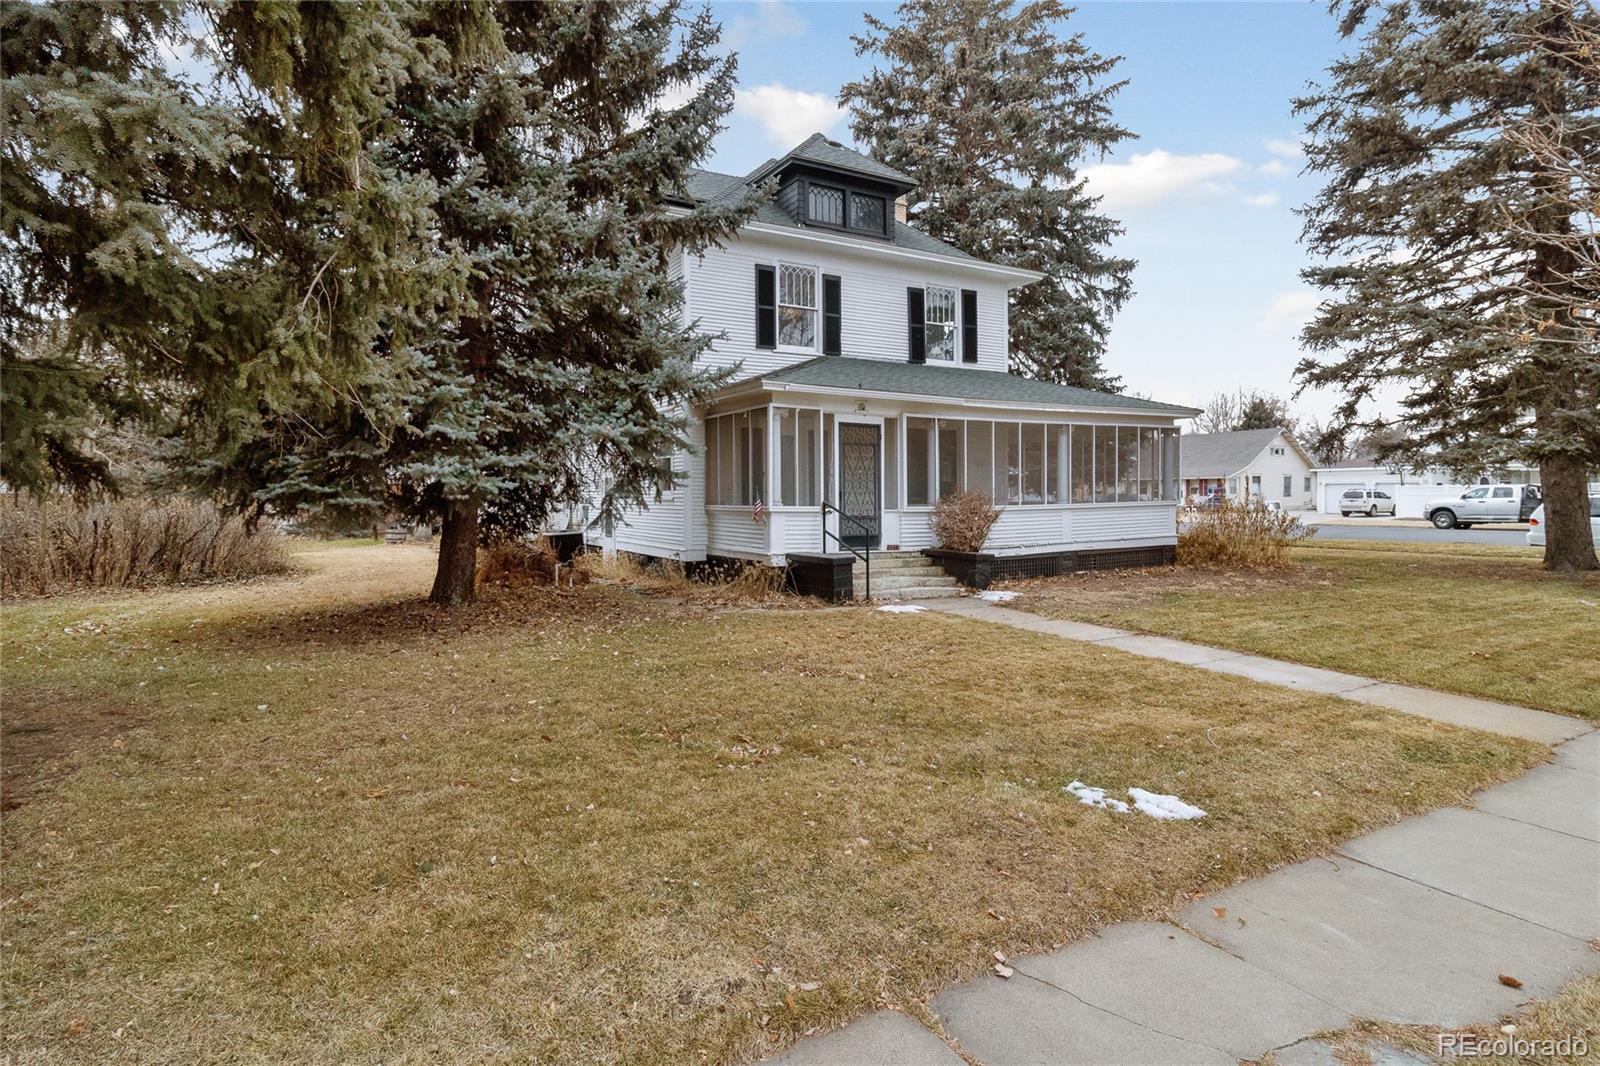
752,379,1195,419
742,221,1045,284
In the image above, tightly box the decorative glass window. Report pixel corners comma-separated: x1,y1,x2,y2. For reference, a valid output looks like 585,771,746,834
778,265,818,349
925,285,957,362
807,185,844,226
850,193,886,232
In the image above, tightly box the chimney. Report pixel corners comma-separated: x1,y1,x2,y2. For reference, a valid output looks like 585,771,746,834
894,194,908,223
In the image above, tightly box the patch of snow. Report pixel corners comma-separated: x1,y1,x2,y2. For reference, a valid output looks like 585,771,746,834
877,604,927,613
978,590,1019,603
1128,788,1207,821
1062,780,1130,813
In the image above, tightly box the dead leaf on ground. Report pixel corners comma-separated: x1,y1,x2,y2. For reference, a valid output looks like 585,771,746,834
993,963,1014,979
1498,973,1523,989
1212,906,1226,920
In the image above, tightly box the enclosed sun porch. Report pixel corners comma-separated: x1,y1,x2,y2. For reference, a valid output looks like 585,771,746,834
672,359,1190,568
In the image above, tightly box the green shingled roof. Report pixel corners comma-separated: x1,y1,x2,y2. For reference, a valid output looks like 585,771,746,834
759,356,1199,415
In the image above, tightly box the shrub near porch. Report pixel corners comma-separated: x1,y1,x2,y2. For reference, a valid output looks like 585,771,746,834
1,546,1539,1064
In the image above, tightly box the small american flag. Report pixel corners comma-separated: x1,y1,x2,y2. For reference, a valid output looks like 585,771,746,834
752,496,768,524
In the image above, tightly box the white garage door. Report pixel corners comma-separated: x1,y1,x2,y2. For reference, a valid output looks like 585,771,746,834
1322,482,1364,513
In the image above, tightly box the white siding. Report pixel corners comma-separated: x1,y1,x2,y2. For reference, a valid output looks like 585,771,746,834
705,508,770,558
1243,433,1315,510
684,231,1012,377
896,503,1174,553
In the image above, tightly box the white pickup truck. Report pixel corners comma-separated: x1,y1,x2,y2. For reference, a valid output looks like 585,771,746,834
1426,484,1542,529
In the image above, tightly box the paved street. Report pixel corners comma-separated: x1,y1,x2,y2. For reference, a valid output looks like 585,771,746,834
771,603,1598,1066
1303,520,1533,548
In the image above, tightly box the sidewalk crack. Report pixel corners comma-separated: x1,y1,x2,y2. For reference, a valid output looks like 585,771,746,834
1011,969,1235,1060
1330,852,1588,942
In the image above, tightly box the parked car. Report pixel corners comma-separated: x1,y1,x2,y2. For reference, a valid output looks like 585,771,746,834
1525,496,1600,547
1426,484,1541,529
1339,488,1396,517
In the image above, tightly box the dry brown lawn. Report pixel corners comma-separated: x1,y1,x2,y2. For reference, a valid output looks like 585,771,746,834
1,544,1542,1063
1004,540,1600,721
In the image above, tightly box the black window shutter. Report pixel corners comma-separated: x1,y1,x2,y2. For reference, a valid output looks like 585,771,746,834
907,288,925,363
755,265,776,349
822,275,842,355
961,289,978,363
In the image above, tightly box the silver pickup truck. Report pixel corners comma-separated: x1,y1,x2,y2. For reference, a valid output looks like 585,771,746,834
1426,484,1542,529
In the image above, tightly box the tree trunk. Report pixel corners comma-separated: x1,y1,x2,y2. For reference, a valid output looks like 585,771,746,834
1539,455,1598,572
430,499,481,605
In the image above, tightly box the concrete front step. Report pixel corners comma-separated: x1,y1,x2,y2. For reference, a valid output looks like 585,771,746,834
852,564,946,578
856,574,958,592
864,585,964,600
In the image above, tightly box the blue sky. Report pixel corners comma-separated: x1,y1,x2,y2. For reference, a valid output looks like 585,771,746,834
701,0,1354,421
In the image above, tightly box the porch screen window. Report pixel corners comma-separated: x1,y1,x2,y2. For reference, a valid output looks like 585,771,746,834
1117,428,1140,502
1094,427,1117,503
779,265,818,349
1021,423,1044,504
706,409,770,506
1139,428,1160,502
1047,425,1068,504
906,417,935,506
1165,431,1181,501
995,422,1021,504
1071,426,1093,503
925,286,957,362
775,407,821,507
938,419,963,499
965,421,994,497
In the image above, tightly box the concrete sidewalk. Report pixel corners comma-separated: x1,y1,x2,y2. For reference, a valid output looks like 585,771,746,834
769,605,1599,1065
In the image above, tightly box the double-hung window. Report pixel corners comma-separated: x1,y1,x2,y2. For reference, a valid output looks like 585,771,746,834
924,285,957,362
778,264,819,349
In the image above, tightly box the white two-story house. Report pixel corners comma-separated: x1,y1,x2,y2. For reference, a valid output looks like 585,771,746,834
589,134,1198,592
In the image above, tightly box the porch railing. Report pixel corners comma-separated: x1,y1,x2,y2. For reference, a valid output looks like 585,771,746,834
819,499,871,600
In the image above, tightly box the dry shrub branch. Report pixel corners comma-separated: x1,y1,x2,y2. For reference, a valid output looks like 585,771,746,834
1178,497,1312,569
0,495,290,597
931,491,1001,553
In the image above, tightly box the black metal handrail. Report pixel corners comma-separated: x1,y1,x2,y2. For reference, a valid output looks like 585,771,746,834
819,499,871,600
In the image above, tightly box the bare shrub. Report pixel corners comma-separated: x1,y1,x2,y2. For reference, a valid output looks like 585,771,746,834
930,490,1001,553
577,551,789,604
1178,497,1312,569
0,495,290,597
478,537,590,591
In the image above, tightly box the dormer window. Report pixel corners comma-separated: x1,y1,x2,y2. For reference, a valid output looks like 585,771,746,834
799,179,890,237
807,185,844,226
850,193,886,232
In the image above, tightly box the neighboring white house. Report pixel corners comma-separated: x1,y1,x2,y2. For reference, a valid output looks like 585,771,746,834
585,134,1199,582
1178,428,1315,509
1311,458,1545,517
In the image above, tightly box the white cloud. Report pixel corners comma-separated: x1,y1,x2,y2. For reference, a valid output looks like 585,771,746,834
1243,191,1280,208
1257,159,1292,177
736,84,846,147
1080,150,1246,210
726,1,805,50
1264,137,1305,159
1257,291,1321,333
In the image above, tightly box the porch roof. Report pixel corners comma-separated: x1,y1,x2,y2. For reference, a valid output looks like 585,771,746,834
751,356,1200,417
